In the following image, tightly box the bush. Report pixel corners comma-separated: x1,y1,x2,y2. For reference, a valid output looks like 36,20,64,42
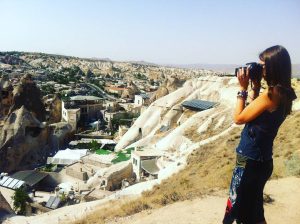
41,84,55,95
89,140,100,152
11,188,30,215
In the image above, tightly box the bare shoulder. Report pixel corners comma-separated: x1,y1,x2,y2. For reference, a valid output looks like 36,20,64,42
261,88,280,111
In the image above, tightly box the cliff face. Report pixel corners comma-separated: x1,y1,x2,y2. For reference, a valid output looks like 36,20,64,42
10,75,46,121
116,76,239,151
150,76,184,102
0,106,49,173
0,75,52,173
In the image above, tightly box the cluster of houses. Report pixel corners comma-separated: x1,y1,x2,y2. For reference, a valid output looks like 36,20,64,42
0,139,165,215
0,53,230,218
0,70,159,215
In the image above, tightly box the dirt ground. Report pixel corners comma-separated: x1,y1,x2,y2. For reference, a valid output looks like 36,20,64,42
108,177,300,224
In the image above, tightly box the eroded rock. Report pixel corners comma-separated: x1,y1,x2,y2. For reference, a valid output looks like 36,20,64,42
0,106,48,172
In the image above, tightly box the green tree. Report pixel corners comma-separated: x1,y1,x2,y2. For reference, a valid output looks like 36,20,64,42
86,69,94,79
89,140,100,152
41,84,55,96
11,188,30,215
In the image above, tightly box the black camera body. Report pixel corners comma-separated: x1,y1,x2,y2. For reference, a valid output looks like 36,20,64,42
235,62,263,81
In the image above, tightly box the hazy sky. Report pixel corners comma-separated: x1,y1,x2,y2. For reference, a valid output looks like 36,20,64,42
0,0,299,64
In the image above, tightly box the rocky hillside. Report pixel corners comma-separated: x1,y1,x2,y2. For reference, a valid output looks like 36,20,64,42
4,77,300,224
0,52,220,82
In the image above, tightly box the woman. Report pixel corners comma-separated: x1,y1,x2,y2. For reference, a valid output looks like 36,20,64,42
223,45,297,224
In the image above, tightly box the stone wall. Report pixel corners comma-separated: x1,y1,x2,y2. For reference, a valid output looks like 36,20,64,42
66,166,88,181
102,162,133,191
82,155,110,168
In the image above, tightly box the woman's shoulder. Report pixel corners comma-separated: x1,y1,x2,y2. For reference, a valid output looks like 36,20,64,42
259,88,280,112
261,88,280,112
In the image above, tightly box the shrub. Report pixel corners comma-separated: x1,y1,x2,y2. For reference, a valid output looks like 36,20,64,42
11,188,30,215
89,140,100,152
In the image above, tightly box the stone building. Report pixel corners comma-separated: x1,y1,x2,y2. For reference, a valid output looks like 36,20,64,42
62,95,104,128
99,161,133,191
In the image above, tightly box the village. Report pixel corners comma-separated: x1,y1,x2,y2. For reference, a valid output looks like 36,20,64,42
0,53,223,216
0,67,161,214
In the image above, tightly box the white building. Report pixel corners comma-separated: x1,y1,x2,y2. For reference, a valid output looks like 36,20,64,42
47,149,88,165
131,148,163,181
134,94,150,107
61,103,80,131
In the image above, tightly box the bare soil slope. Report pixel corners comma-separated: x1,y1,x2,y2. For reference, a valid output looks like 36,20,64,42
108,177,300,224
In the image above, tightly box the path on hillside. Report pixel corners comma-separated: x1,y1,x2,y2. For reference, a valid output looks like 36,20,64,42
86,83,118,100
109,177,300,224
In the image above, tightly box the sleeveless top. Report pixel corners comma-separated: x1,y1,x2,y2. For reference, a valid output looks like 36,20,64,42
236,105,286,161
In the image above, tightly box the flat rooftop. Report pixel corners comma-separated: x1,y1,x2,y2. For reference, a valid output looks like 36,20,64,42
70,95,103,101
132,148,163,157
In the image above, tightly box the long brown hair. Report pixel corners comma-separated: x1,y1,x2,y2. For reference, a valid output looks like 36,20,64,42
259,45,297,116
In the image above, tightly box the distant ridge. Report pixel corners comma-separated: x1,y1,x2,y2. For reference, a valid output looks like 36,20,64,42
1,51,299,76
169,63,300,77
174,64,238,73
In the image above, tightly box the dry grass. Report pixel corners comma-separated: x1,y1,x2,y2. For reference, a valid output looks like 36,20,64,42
72,111,300,224
272,111,300,178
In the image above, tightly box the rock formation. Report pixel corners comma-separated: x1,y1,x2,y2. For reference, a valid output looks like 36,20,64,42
150,76,183,102
0,74,72,173
0,106,48,172
115,76,238,151
48,122,73,151
9,74,46,121
121,81,140,99
44,94,62,123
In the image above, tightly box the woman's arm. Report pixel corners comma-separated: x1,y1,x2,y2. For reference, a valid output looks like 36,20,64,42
233,68,276,125
234,90,275,124
248,79,261,103
248,87,260,103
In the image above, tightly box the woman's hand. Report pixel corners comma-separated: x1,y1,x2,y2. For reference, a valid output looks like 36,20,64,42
252,79,261,89
251,76,262,90
237,67,249,90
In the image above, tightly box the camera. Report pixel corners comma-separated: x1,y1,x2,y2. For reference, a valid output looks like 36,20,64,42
235,62,263,81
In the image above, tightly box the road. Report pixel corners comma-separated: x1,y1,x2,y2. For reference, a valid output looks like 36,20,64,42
86,83,118,100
